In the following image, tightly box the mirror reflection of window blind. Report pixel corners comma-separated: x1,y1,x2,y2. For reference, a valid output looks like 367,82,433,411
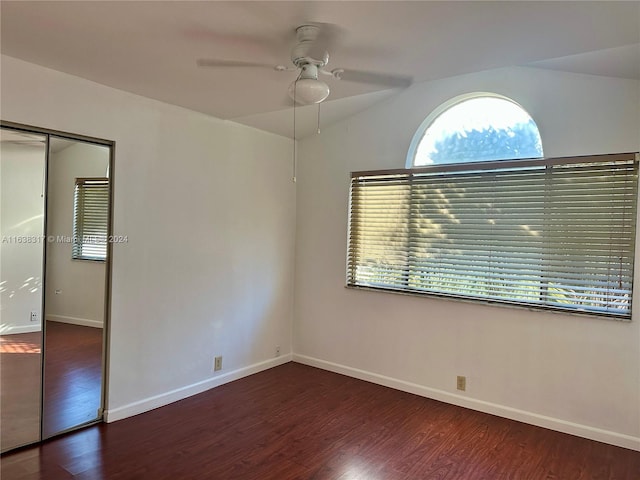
73,178,109,261
347,153,638,319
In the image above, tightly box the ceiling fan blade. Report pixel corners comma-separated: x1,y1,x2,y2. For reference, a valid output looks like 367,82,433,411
332,68,412,88
307,23,345,60
196,59,279,69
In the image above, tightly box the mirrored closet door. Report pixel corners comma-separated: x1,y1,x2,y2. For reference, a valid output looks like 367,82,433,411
0,124,113,452
42,135,110,438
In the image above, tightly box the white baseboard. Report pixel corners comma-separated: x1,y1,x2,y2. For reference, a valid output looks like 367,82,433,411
47,315,103,328
105,354,293,423
0,324,42,335
293,354,640,452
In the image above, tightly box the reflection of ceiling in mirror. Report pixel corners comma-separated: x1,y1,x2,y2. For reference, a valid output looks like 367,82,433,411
0,131,108,155
49,137,74,153
0,129,46,148
49,137,111,159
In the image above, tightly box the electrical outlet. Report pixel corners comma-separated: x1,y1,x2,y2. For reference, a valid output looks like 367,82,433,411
275,345,281,357
456,375,466,391
214,356,223,372
30,311,38,322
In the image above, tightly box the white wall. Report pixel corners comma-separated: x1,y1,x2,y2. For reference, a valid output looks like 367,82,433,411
46,141,109,328
1,55,296,419
294,66,640,450
0,142,46,334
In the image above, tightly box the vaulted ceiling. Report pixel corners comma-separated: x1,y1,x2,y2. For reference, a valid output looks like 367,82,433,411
1,1,638,138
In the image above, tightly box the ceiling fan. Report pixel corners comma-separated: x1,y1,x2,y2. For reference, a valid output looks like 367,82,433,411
196,24,412,105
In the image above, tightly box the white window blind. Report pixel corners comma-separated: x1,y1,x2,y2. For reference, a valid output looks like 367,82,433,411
347,153,638,319
73,178,109,261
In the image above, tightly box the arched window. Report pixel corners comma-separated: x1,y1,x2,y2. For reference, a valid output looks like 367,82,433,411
408,94,543,167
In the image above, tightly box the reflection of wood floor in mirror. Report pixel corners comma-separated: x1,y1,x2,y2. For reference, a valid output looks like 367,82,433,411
0,321,102,452
43,321,102,438
0,332,42,452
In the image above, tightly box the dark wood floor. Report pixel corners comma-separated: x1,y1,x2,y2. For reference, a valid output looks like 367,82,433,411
1,362,639,479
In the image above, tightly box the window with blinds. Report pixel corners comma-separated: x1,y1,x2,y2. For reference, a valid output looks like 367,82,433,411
73,178,109,261
347,153,638,319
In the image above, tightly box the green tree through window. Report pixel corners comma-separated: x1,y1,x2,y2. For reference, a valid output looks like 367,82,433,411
430,120,542,163
412,95,543,166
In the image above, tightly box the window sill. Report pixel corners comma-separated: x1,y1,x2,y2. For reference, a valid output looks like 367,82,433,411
72,257,106,263
344,284,632,322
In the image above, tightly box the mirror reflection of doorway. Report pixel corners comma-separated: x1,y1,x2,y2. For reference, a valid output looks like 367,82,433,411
0,125,112,452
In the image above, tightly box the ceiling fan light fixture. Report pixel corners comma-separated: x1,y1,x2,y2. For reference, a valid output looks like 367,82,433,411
288,78,330,105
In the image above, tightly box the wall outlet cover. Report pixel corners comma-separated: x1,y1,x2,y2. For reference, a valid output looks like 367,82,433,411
457,375,466,391
214,356,223,371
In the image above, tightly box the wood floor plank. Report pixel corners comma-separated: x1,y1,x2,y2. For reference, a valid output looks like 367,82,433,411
1,362,638,479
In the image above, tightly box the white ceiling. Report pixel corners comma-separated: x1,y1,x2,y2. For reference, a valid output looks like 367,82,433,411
1,1,638,139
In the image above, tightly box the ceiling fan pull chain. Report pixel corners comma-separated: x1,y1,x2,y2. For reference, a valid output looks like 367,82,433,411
292,81,297,183
317,103,321,134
